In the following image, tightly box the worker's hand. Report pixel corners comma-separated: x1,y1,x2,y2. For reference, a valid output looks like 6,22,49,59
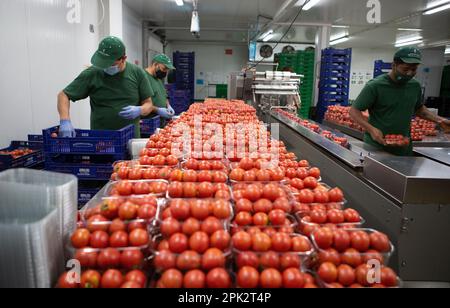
369,127,387,146
59,120,76,138
167,105,175,116
119,106,142,120
157,108,174,119
439,119,450,134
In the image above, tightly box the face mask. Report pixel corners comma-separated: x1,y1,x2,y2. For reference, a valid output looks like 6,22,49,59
156,68,168,80
394,68,414,84
104,65,121,76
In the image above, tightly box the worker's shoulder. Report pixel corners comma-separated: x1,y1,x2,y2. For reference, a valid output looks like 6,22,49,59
366,74,391,87
407,78,421,89
126,62,146,76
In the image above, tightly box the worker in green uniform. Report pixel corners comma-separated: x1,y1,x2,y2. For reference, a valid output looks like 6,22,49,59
350,47,450,156
57,36,163,138
144,54,176,126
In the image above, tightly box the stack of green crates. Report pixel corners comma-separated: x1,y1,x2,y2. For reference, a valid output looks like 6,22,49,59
216,84,228,99
276,50,315,118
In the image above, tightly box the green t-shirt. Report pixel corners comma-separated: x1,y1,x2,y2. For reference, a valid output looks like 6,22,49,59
63,62,154,138
354,74,423,156
143,71,168,119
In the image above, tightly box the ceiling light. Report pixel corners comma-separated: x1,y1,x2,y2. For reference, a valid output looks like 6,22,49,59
263,33,275,42
395,40,423,47
175,0,184,6
330,36,350,46
445,46,450,54
424,3,450,15
426,0,450,9
395,36,423,45
398,28,423,32
297,0,322,11
260,29,274,41
332,25,350,29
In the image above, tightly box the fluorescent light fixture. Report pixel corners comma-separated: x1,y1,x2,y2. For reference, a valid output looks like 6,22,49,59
395,40,423,47
260,29,273,40
175,0,184,6
445,46,450,54
330,36,349,46
424,3,450,14
303,0,322,11
263,33,275,42
426,0,450,9
395,35,423,45
332,25,350,28
398,28,423,31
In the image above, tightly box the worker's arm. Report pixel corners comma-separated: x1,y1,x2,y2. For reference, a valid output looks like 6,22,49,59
141,97,157,117
57,91,76,137
350,107,387,145
415,105,450,133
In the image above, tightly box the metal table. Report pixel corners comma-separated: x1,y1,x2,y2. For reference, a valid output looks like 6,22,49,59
414,147,450,166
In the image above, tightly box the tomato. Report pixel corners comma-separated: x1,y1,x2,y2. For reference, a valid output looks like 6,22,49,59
183,183,198,198
235,199,253,213
310,210,327,224
160,218,181,238
298,160,310,168
212,171,228,183
116,181,133,196
260,251,280,269
101,269,124,289
197,170,212,183
351,231,371,252
198,161,212,171
268,209,285,226
185,159,199,170
107,218,126,234
180,170,196,182
232,231,252,251
78,270,101,289
381,267,398,287
243,170,256,182
318,262,338,284
370,232,391,253
179,218,199,236
90,230,109,249
355,264,371,286
260,269,283,289
86,214,109,233
201,217,223,235
262,184,280,201
253,213,269,226
344,209,361,223
285,168,297,179
313,228,334,250
209,230,230,251
308,167,321,179
212,200,231,220
206,268,231,288
71,229,91,249
327,209,345,224
166,155,179,166
128,169,142,181
236,251,259,269
153,155,166,165
202,248,226,270
278,253,301,271
239,158,254,170
282,268,305,289
169,233,189,254
336,264,356,286
235,211,253,226
129,228,149,247
74,249,98,268
160,269,183,288
168,182,183,198
117,167,129,180
57,272,79,289
230,168,245,182
255,169,271,182
154,250,176,271
328,188,344,202
142,168,156,179
237,266,259,288
340,248,362,268
189,231,210,254
303,177,318,189
120,249,144,270
253,199,273,214
270,168,285,182
298,189,315,204
333,229,351,252
271,233,292,252
109,231,128,248
290,178,304,190
314,191,329,204
118,202,138,221
296,168,309,180
243,184,262,202
184,270,206,289
176,250,201,271
137,203,157,221
318,248,341,266
273,198,291,213
171,199,191,220
252,232,272,252
291,236,311,252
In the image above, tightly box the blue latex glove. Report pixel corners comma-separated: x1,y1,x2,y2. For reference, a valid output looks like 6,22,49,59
167,105,175,116
59,120,76,138
157,107,174,119
118,106,142,120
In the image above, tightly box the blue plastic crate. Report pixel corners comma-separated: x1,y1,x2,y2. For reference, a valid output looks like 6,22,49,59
78,182,106,206
43,124,134,155
28,135,43,142
322,48,352,56
321,55,352,63
169,90,191,98
0,141,44,171
140,116,160,136
374,60,392,70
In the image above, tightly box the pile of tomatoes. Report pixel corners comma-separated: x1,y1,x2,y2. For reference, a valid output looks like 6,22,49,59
0,148,35,159
324,106,367,132
385,135,410,147
108,180,168,197
411,118,438,141
58,269,148,289
167,182,231,199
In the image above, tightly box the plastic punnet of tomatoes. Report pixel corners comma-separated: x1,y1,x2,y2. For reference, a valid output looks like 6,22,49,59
166,182,232,200
149,268,234,289
292,202,345,219
151,232,233,273
111,165,175,181
57,269,149,288
296,208,365,237
180,158,230,173
104,180,169,197
385,135,410,147
291,186,347,207
167,169,229,184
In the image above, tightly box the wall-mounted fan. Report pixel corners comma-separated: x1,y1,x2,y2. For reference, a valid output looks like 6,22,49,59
282,45,296,54
260,45,274,59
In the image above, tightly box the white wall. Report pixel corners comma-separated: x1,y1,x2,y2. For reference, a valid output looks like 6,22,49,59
147,33,164,67
0,0,101,148
415,48,446,99
166,42,248,100
122,2,142,66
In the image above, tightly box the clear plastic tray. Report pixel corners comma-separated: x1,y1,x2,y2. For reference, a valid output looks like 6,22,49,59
103,180,169,197
111,165,176,181
310,228,395,266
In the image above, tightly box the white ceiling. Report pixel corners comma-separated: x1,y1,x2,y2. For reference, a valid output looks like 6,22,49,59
124,0,450,48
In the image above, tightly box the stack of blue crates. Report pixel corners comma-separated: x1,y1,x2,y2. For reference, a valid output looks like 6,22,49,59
0,140,44,172
42,125,135,207
317,48,352,122
168,88,192,115
374,60,392,78
173,51,195,104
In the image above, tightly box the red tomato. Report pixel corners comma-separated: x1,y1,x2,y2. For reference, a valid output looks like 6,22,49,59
318,262,338,284
197,170,213,183
71,229,91,249
308,167,321,179
341,248,363,268
236,251,259,269
344,209,361,223
270,168,285,181
183,183,198,198
176,250,201,271
190,200,210,220
79,270,102,289
212,171,228,183
260,251,280,269
318,248,341,266
239,158,254,170
253,212,269,226
86,214,109,233
333,229,351,252
328,188,344,202
57,272,79,289
243,170,256,182
129,228,149,247
370,232,391,253
210,230,231,251
327,209,345,224
314,191,329,204
235,199,253,213
118,202,138,221
310,210,327,224
161,217,181,238
263,184,281,201
337,264,356,286
182,218,201,236
256,169,271,182
235,211,253,226
171,199,191,220
363,249,385,264
252,232,272,252
116,181,133,196
154,250,176,271
166,155,179,166
90,230,109,249
201,217,223,235
206,268,231,288
169,233,189,254
296,168,309,180
279,253,301,271
128,169,142,181
168,182,183,198
243,184,262,202
120,249,144,270
212,199,231,219
159,269,183,288
381,267,398,287
355,264,371,286
290,178,304,190
109,231,128,248
202,248,226,270
237,266,260,288
271,233,292,252
303,177,318,189
109,218,127,234
253,199,273,213
313,228,334,250
351,231,371,252
298,189,315,204
198,161,212,171
268,209,286,226
101,269,124,289
282,268,305,289
189,231,210,254
183,270,206,289
291,236,312,252
232,231,252,251
230,168,245,182
260,269,282,289
125,270,147,288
